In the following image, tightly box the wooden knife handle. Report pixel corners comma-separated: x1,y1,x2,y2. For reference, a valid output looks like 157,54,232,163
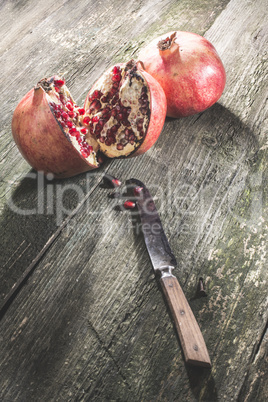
160,275,211,368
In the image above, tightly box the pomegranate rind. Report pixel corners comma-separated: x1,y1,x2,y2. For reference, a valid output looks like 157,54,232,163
131,68,167,156
138,31,226,118
12,86,99,179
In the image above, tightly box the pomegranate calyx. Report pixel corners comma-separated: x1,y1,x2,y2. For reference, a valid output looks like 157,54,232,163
157,32,177,51
34,77,54,92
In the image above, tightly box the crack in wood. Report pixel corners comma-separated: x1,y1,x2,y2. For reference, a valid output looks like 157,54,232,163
87,320,132,390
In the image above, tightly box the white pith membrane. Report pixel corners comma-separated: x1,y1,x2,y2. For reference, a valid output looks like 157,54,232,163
39,76,99,167
84,61,151,158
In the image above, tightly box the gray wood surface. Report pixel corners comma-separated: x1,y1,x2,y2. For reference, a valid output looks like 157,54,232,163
0,0,267,401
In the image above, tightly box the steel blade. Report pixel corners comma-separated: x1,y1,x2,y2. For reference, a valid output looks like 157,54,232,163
126,178,177,273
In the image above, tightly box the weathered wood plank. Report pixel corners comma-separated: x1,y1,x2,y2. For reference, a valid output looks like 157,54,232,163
0,0,230,304
0,0,267,401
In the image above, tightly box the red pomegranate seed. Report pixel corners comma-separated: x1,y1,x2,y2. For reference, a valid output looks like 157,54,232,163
110,88,117,96
123,200,136,209
94,124,102,134
117,143,123,150
68,111,75,118
112,74,121,82
103,174,122,188
66,102,74,111
78,108,85,115
69,127,77,134
81,150,89,158
59,94,65,103
113,66,121,74
83,116,91,125
61,111,69,120
102,106,111,115
111,125,118,133
92,115,99,123
91,100,101,110
91,90,102,100
80,128,87,135
54,79,65,87
112,178,121,187
133,186,143,196
66,121,73,128
50,102,57,109
54,111,61,119
54,87,60,93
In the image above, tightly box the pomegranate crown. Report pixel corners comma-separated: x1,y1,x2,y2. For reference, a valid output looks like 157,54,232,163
157,32,177,51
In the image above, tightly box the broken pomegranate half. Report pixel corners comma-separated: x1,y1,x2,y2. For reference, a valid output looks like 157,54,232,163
12,76,99,178
12,60,167,178
84,60,167,158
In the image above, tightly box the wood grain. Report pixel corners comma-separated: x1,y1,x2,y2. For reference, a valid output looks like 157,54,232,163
160,275,211,367
0,0,267,401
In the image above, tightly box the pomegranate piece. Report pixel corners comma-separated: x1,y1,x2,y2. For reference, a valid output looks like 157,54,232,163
138,31,226,118
12,76,100,178
84,59,167,158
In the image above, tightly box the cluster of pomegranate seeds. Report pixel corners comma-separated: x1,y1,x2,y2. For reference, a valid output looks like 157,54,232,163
84,62,151,157
48,78,94,159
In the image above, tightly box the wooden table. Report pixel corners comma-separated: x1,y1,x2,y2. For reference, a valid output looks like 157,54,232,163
0,1,267,400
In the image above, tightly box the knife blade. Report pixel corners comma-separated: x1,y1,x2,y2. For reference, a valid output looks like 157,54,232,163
126,178,211,368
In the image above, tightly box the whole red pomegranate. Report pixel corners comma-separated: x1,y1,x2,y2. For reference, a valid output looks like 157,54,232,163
138,31,226,118
12,60,166,178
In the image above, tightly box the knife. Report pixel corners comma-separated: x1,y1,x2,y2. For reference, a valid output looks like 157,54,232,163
126,178,211,368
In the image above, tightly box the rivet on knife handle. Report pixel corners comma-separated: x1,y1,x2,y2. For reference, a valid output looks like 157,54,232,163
126,178,211,368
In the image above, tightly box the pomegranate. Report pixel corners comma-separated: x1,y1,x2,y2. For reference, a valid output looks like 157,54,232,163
84,60,166,158
138,31,226,118
12,60,166,178
12,76,100,178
